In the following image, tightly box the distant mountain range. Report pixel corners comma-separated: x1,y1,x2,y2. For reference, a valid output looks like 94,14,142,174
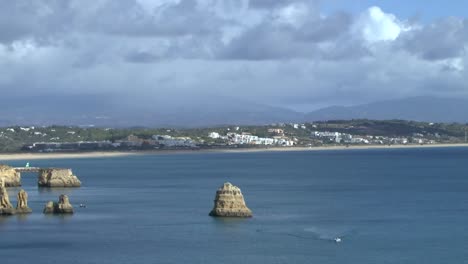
304,97,468,123
0,94,301,127
1,95,467,127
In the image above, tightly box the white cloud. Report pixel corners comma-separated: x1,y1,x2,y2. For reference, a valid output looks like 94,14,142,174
273,2,309,27
440,57,464,72
354,6,404,43
135,0,181,12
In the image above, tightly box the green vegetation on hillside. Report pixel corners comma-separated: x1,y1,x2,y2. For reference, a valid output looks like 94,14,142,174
0,119,466,153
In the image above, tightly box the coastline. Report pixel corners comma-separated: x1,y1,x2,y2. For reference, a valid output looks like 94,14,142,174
206,143,468,154
0,151,137,161
229,143,468,151
1,143,468,161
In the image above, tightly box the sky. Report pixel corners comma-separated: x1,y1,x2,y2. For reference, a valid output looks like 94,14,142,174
323,0,468,21
0,0,467,112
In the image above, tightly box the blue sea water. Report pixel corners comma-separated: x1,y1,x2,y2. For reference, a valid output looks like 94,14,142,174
1,147,468,264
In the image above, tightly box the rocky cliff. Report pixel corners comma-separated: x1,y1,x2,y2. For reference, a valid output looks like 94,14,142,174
0,179,15,215
0,165,21,187
43,194,74,214
38,168,81,187
209,182,253,217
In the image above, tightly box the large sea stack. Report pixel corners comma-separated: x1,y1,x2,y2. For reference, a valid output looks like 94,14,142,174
38,168,81,187
209,182,253,217
16,189,32,214
43,194,74,214
0,165,21,187
0,179,15,215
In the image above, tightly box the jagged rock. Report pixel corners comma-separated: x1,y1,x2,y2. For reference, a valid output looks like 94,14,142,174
209,182,253,218
43,201,55,214
38,168,81,187
0,165,21,187
0,179,15,215
43,194,74,214
15,189,32,214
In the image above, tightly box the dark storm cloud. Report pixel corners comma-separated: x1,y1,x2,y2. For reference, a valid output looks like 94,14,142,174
296,12,352,42
249,0,301,8
220,11,365,61
0,0,467,110
398,17,468,60
124,50,161,63
0,1,75,44
220,23,315,60
86,0,222,37
0,0,222,45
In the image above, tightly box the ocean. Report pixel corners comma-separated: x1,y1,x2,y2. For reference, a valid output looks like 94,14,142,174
1,148,468,264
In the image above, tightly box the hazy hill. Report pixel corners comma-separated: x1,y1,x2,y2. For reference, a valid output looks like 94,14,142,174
305,97,468,123
0,94,302,127
2,95,468,127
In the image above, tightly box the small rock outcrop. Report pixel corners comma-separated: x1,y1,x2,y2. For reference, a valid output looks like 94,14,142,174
43,194,74,214
0,179,15,215
43,201,55,214
38,168,81,187
15,189,32,214
0,165,21,187
209,182,253,217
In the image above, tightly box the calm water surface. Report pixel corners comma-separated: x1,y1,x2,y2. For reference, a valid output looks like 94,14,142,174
1,148,468,264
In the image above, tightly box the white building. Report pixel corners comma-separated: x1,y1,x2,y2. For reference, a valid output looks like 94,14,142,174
349,138,370,144
153,135,197,148
208,132,221,139
312,131,343,143
227,133,294,146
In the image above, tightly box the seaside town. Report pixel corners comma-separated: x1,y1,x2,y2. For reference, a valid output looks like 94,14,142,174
0,120,465,153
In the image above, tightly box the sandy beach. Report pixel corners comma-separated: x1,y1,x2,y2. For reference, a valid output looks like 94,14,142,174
1,143,468,161
216,143,468,153
0,151,137,161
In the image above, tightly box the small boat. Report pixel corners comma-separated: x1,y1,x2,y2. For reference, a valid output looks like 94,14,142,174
334,237,342,243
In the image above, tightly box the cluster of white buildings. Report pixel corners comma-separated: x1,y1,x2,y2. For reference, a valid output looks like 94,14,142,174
152,135,197,148
20,127,34,132
311,131,370,144
209,132,294,146
113,134,197,148
208,132,222,139
292,124,307,129
24,141,115,152
311,131,356,143
311,131,437,145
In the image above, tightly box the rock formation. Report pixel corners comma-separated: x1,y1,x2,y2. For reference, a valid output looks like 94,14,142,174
15,189,32,214
209,182,253,217
43,194,74,214
0,179,15,215
38,168,81,187
43,201,55,214
0,165,21,187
